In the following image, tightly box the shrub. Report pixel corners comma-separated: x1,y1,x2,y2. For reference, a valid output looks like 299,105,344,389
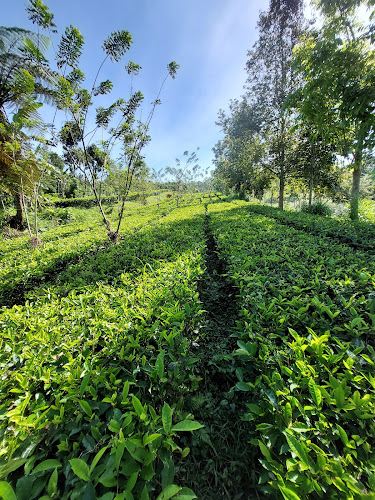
64,178,78,198
40,207,74,223
301,201,332,216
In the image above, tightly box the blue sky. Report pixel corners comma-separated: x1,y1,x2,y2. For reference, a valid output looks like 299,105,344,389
4,0,268,176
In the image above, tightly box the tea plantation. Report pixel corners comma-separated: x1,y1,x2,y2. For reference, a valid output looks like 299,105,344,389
0,196,374,499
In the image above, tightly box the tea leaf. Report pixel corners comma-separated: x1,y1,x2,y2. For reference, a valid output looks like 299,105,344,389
32,460,62,474
69,459,90,481
132,395,144,417
155,350,165,379
79,400,92,417
0,481,17,500
308,380,322,407
334,385,345,409
279,484,302,500
143,433,161,446
284,434,311,470
156,485,182,500
172,420,204,432
46,468,58,497
90,446,108,472
162,403,173,434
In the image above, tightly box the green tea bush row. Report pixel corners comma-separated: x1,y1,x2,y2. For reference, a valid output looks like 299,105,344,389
52,191,166,208
0,204,206,499
209,202,375,499
244,202,375,251
0,201,178,307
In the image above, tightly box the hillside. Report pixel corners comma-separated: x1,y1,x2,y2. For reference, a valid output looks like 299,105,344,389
1,195,374,499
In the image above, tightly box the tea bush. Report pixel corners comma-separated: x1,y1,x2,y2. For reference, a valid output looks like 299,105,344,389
209,202,375,499
0,203,207,499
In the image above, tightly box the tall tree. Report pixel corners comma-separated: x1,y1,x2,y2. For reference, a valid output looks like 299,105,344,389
244,0,305,208
213,98,268,197
56,24,179,241
290,127,338,205
290,2,375,219
0,26,57,227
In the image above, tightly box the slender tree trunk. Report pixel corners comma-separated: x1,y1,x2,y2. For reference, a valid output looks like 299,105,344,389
20,182,32,237
278,175,285,209
11,192,24,229
350,151,362,221
34,187,39,241
309,145,315,207
308,177,313,207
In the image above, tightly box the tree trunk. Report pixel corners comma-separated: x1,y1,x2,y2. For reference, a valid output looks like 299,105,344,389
9,192,24,229
350,151,362,221
278,175,285,209
309,146,315,207
308,176,313,207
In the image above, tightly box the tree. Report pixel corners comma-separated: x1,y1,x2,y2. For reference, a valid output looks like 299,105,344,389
244,0,305,209
166,149,200,207
290,9,375,219
289,127,338,205
0,108,51,245
213,98,269,198
0,26,57,227
55,23,179,241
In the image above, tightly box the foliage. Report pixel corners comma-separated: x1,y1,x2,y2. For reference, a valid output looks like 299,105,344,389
165,150,201,207
289,2,375,219
359,199,375,222
301,200,332,216
208,200,375,498
242,201,375,250
213,0,306,209
0,200,207,499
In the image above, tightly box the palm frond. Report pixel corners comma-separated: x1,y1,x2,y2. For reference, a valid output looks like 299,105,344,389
0,27,50,56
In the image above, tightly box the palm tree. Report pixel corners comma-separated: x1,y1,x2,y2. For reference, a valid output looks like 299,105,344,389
0,26,56,228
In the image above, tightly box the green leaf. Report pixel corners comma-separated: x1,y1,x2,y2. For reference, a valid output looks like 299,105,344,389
176,488,197,500
69,458,90,481
337,425,349,446
143,433,161,446
264,389,279,409
361,354,374,365
141,485,150,500
108,419,121,433
32,459,62,474
90,445,108,473
155,350,165,379
80,372,91,398
279,484,302,500
0,482,17,500
172,420,204,432
132,395,144,417
162,402,173,434
259,441,272,462
125,472,138,492
0,459,27,479
334,385,345,409
115,442,126,470
161,456,175,489
156,485,182,500
235,381,251,391
284,402,292,427
284,434,311,470
46,468,58,497
308,380,322,407
79,400,92,417
122,380,130,401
